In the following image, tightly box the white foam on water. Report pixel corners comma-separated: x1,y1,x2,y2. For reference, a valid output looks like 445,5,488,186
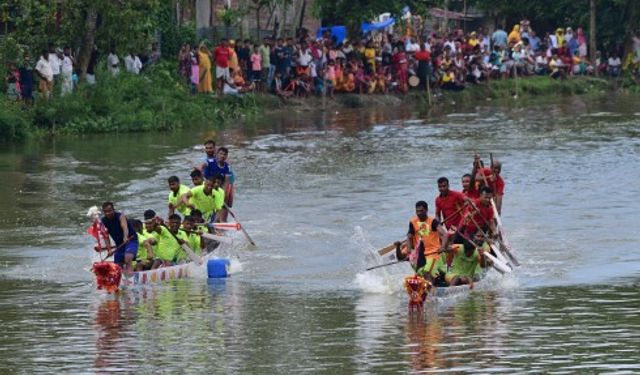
354,272,395,294
228,258,243,274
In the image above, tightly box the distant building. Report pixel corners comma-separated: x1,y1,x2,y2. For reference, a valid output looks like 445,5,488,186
183,0,320,41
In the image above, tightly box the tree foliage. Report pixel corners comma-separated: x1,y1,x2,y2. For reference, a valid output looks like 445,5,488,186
467,0,637,51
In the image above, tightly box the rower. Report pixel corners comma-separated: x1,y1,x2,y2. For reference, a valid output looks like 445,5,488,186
145,213,188,269
181,215,203,256
167,175,191,216
190,169,204,187
475,160,505,214
132,218,153,271
198,139,216,176
435,177,467,229
399,201,448,284
100,201,138,275
460,186,497,239
180,175,225,223
445,230,492,286
204,147,234,222
461,173,479,199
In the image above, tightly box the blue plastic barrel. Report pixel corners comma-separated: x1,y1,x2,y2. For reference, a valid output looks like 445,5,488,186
207,258,230,278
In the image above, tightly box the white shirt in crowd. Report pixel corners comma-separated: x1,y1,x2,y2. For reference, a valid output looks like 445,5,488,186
36,56,53,82
61,55,74,75
443,40,457,54
298,49,312,67
405,39,420,52
48,53,61,75
107,53,120,76
608,57,621,67
125,54,142,74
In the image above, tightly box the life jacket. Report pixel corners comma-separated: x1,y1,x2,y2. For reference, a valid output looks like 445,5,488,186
410,216,441,259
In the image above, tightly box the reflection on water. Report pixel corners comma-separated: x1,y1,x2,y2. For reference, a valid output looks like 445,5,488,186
1,94,640,372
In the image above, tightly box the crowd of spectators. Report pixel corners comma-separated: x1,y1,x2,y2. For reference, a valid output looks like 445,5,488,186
6,21,640,103
177,22,640,99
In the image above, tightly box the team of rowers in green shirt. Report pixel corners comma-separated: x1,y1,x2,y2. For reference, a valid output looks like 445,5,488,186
102,140,235,274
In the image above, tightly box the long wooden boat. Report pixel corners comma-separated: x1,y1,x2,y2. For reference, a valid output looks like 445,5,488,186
117,242,232,290
91,236,234,293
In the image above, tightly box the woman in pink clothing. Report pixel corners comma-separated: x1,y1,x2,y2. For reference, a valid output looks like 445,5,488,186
250,46,262,91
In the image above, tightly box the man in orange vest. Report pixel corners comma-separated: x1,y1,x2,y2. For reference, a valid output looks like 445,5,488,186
399,201,449,283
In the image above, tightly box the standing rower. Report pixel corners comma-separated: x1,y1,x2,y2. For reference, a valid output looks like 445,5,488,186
198,139,216,177
100,201,138,275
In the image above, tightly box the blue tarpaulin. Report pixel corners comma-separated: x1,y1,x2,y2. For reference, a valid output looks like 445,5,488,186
316,26,347,44
361,17,395,34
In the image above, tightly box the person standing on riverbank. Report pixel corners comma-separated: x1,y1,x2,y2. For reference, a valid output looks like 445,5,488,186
60,47,74,96
107,46,120,76
19,53,34,104
35,50,53,100
214,39,230,95
198,43,213,94
260,38,272,88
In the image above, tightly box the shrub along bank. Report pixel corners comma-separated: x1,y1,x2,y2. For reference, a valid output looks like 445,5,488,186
0,61,263,141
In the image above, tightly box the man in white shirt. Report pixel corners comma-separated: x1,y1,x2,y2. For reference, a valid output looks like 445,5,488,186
107,46,120,76
60,46,74,96
48,46,61,87
124,51,142,74
36,50,54,100
607,53,622,77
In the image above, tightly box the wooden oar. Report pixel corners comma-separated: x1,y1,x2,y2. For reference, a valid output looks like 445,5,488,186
223,203,256,246
101,236,133,261
161,224,202,265
201,232,233,244
456,231,511,275
464,206,511,268
378,240,406,256
489,153,520,266
367,248,444,272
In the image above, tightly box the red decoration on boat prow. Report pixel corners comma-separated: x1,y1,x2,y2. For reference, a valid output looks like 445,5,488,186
403,274,431,310
92,261,122,294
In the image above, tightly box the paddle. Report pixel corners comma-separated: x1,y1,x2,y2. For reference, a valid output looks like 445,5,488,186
456,231,511,275
465,204,511,268
490,153,520,266
160,224,202,265
223,203,256,246
367,248,445,272
378,240,405,256
378,206,466,257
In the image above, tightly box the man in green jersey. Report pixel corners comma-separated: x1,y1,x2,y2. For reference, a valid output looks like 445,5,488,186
180,176,225,222
178,216,203,262
132,218,154,271
145,213,189,269
190,169,204,187
167,176,191,216
445,230,492,286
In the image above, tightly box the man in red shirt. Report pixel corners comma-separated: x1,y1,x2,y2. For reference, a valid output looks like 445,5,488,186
461,173,480,199
214,39,231,95
435,177,466,229
476,162,505,214
461,186,496,238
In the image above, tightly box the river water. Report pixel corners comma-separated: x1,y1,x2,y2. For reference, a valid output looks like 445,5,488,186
1,95,639,373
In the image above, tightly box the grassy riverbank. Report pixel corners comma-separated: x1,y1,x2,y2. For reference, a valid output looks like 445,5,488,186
0,62,262,141
0,71,631,142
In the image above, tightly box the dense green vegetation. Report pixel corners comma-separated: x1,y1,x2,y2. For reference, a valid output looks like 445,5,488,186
0,63,262,141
